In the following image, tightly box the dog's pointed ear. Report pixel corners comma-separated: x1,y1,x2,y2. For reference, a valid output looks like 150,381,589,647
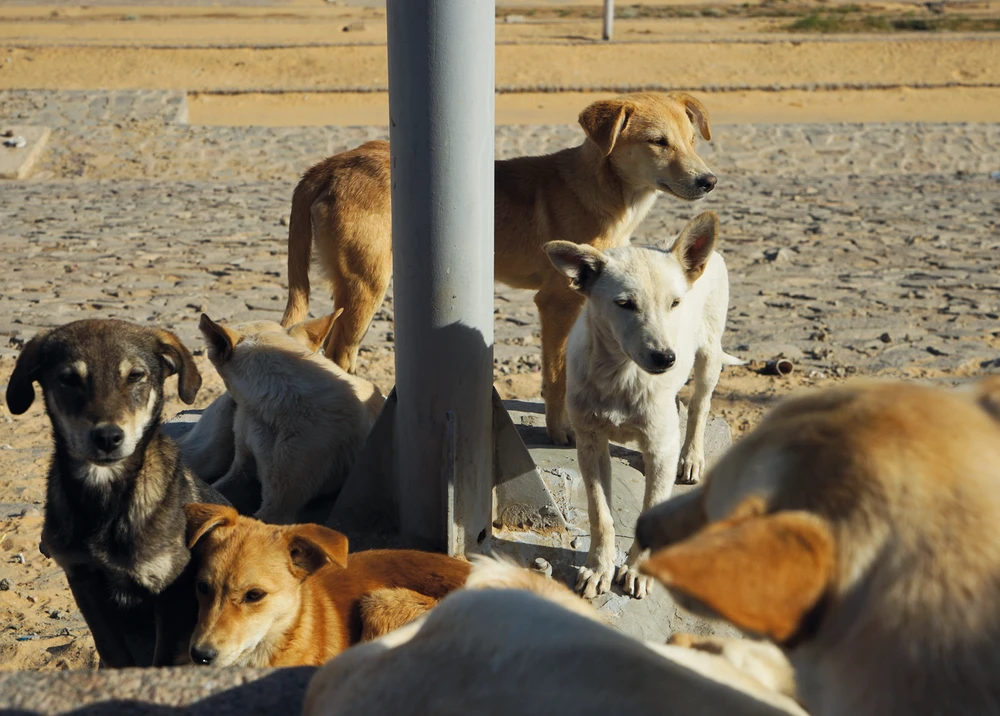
286,524,349,577
544,241,607,294
198,313,240,366
154,329,202,405
672,212,718,283
185,503,238,549
640,509,834,643
671,92,712,141
579,98,634,156
5,330,49,415
635,487,709,553
287,309,342,353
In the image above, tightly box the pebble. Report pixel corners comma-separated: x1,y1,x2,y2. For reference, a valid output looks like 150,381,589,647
0,578,11,591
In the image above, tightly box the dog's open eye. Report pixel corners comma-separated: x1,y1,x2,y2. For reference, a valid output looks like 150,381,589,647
127,370,146,384
244,589,266,603
650,137,669,148
670,298,681,309
615,298,638,311
196,580,210,596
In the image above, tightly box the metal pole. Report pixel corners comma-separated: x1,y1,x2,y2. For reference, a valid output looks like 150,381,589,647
603,0,614,41
386,0,496,555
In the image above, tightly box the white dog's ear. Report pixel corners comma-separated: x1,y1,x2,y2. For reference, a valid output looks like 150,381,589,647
198,314,240,364
672,212,718,283
287,308,343,353
578,98,634,156
544,241,607,294
670,92,712,141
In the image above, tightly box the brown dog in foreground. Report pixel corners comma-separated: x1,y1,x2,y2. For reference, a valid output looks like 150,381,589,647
281,92,716,445
184,503,471,667
636,378,1000,716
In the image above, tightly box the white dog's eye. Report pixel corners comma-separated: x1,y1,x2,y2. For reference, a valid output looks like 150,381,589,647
650,137,669,148
670,298,681,309
615,298,638,311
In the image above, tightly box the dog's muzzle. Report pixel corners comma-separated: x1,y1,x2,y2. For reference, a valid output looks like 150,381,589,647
89,425,125,461
646,349,676,374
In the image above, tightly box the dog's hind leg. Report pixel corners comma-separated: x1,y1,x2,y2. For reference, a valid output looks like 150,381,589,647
677,341,723,485
535,284,585,446
619,409,682,599
359,588,438,642
323,262,391,375
575,431,617,599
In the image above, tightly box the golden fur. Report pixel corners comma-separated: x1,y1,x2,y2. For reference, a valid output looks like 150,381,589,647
281,92,716,446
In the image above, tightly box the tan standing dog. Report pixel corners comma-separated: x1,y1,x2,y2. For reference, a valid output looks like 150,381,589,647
281,92,717,445
636,378,1000,716
184,503,471,667
303,557,807,716
196,313,384,524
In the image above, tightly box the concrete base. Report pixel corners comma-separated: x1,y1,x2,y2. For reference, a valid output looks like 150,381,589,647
0,126,50,180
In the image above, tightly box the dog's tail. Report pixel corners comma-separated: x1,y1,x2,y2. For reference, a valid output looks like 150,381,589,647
465,554,603,623
721,352,747,367
281,168,328,328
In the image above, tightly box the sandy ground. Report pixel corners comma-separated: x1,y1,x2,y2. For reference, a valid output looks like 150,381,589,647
1,0,999,674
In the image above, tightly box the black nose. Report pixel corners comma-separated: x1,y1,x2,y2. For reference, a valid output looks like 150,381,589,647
190,646,217,666
649,350,676,371
697,174,717,193
90,425,124,454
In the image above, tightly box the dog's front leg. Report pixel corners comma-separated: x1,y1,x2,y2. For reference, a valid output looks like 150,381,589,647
619,413,682,599
678,344,722,485
575,430,617,599
534,285,584,446
65,569,138,668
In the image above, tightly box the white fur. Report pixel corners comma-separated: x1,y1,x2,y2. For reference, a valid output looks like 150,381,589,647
557,219,734,599
208,323,383,524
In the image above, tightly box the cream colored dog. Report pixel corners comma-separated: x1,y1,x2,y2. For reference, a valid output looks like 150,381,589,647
303,557,806,716
545,211,738,600
637,378,1000,716
281,92,717,447
197,312,384,524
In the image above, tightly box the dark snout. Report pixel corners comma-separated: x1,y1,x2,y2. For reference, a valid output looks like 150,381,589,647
190,646,217,666
647,349,676,374
696,174,717,194
90,425,125,455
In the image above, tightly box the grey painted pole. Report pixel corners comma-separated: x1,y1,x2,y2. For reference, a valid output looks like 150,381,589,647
603,0,614,40
386,0,496,555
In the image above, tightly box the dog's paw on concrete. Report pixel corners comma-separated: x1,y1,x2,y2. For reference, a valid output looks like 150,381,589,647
576,562,615,600
677,450,705,484
616,564,654,599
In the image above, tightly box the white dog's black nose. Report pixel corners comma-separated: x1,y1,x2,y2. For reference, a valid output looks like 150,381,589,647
190,646,217,665
90,425,124,454
649,350,676,371
696,174,717,193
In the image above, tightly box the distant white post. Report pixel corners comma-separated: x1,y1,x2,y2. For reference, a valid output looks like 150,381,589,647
603,0,614,40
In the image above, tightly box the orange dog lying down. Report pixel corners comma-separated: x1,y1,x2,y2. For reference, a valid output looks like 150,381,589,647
184,503,471,667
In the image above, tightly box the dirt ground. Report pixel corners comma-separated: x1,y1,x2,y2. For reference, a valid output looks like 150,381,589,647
1,0,998,673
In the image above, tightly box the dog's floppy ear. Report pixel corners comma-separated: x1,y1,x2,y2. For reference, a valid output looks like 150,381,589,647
544,241,607,294
672,212,718,283
285,524,350,577
5,330,49,415
198,313,240,366
578,98,634,156
640,509,834,643
185,502,238,549
287,308,343,353
670,92,712,141
155,329,202,405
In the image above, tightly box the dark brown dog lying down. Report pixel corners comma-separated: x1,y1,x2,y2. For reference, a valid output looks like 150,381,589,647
637,378,1000,716
184,504,471,667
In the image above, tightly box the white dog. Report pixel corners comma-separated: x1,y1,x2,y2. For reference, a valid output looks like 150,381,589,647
197,312,384,524
544,211,738,599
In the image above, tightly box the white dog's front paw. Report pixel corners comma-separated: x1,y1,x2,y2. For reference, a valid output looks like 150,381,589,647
677,450,705,485
576,561,616,599
616,564,654,599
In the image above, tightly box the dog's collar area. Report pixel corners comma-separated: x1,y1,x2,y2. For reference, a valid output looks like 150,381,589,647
780,590,831,651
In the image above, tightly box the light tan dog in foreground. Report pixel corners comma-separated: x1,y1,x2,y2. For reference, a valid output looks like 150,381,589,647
281,92,717,446
184,503,471,667
196,313,383,523
304,557,807,716
636,378,1000,716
